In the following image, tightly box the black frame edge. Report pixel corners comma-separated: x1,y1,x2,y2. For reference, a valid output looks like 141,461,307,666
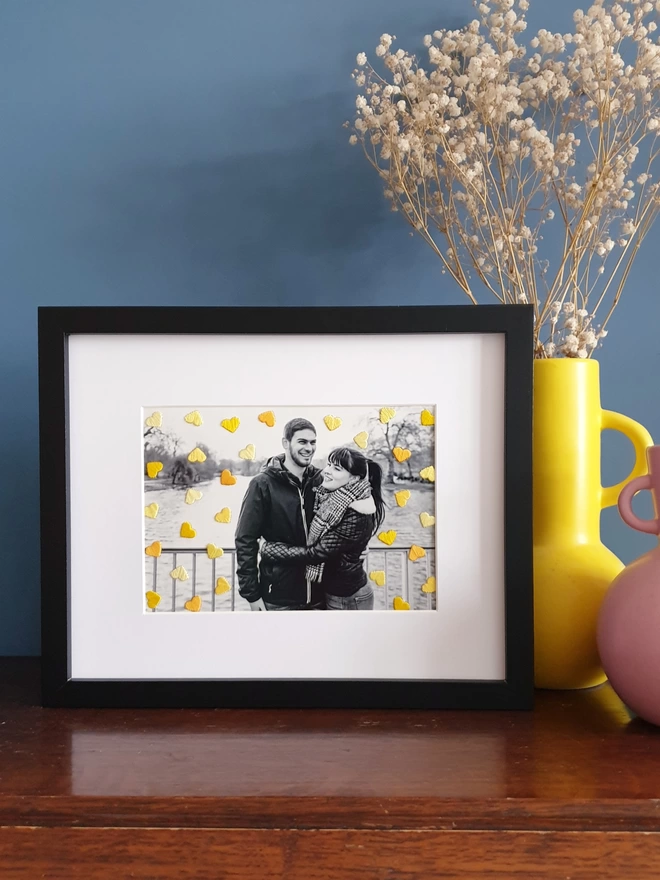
38,308,71,707
38,305,534,710
502,306,535,711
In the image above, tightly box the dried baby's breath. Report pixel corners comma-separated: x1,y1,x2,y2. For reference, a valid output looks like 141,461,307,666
350,0,660,356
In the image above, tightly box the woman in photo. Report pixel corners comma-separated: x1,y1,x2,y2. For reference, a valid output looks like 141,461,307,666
259,447,385,610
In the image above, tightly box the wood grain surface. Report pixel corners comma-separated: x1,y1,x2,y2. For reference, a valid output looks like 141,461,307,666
1,658,660,878
2,828,660,879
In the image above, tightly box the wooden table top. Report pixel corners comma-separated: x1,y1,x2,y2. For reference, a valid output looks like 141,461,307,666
1,657,659,835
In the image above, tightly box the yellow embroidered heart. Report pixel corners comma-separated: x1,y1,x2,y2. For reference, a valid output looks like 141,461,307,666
220,469,237,486
420,466,436,482
393,447,411,463
146,461,163,479
221,417,240,433
421,409,435,427
324,415,342,431
145,591,161,609
409,544,426,562
180,521,196,539
239,443,256,461
215,577,231,595
380,407,396,424
422,576,437,594
214,508,231,523
420,512,435,528
145,541,162,558
206,543,224,559
353,431,369,450
258,410,276,427
184,410,203,427
170,565,189,581
393,596,411,611
369,570,386,587
185,595,202,612
394,490,411,508
378,530,397,546
185,489,203,505
144,502,159,519
145,412,162,428
188,447,207,463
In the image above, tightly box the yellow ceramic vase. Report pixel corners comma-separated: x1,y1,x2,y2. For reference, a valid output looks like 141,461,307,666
533,359,652,690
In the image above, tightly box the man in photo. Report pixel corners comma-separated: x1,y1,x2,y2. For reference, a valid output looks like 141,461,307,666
235,418,323,611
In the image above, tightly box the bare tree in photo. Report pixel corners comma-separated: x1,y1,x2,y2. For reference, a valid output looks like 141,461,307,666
144,425,179,454
143,427,206,484
367,412,431,484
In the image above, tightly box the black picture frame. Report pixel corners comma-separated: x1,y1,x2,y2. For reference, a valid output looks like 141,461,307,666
39,305,534,710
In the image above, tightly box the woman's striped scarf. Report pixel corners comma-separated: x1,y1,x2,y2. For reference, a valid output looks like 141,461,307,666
306,477,372,583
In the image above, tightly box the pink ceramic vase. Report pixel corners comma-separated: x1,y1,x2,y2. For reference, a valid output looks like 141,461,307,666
597,445,660,724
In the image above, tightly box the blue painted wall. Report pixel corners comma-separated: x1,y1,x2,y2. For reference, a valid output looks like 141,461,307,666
1,0,658,654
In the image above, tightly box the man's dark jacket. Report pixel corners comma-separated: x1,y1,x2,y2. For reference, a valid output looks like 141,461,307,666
235,455,323,606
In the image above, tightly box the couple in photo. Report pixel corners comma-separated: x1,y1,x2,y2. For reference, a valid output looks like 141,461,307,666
235,418,385,611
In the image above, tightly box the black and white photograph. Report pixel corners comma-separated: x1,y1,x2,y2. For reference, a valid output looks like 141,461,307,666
143,404,437,613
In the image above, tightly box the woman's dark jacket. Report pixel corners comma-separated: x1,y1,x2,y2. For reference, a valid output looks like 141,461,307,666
262,507,375,597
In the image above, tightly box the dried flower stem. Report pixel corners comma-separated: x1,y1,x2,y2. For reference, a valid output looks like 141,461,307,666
350,0,660,356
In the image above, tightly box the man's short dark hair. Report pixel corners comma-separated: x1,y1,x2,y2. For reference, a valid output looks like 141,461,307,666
283,418,316,442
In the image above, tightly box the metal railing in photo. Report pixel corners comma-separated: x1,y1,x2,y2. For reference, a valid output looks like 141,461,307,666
147,547,238,613
147,546,435,611
375,546,435,610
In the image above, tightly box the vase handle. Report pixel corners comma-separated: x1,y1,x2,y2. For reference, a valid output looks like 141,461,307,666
617,474,659,534
600,410,653,510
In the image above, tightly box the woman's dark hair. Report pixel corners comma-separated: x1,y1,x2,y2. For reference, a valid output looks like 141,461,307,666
327,446,385,532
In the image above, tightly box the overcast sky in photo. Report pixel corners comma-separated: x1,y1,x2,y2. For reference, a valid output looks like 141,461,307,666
144,404,435,461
